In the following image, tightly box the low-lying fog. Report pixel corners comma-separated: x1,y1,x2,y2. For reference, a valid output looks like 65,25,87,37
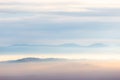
0,60,120,80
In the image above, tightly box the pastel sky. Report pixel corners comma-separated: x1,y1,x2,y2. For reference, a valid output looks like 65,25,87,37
0,0,120,60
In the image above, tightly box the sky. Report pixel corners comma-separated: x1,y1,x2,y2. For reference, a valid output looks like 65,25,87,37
0,0,120,61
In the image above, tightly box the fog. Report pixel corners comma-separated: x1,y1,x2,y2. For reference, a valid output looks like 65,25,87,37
0,60,120,80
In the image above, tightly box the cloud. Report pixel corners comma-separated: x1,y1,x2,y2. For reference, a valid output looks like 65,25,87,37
0,43,113,55
0,14,120,24
0,3,90,13
0,0,120,14
0,0,120,47
0,17,120,46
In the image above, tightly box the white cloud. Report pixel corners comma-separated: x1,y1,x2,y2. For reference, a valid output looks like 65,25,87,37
0,0,120,14
0,13,120,23
0,0,120,46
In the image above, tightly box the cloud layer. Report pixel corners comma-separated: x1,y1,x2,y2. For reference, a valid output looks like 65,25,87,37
0,0,120,56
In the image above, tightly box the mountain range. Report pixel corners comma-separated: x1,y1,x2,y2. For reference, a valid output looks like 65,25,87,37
0,57,67,63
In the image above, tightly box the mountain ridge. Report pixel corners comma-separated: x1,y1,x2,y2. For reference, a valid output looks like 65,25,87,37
0,57,67,63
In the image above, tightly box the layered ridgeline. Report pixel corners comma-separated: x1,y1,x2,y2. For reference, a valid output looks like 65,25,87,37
0,57,67,63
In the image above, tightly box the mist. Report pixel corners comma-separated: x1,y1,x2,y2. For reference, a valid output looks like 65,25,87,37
0,60,120,80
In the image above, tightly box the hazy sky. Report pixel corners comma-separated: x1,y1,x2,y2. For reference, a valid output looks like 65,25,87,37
0,0,120,60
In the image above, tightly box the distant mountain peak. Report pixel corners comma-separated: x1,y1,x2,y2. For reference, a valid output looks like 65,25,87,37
15,57,41,62
1,57,67,63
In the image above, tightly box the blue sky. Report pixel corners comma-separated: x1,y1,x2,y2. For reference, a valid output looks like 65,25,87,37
0,0,120,60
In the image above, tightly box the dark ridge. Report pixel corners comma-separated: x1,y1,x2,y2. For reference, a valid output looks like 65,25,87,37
0,57,67,63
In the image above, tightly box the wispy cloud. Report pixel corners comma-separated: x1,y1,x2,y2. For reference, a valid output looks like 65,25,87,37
0,0,120,14
0,0,120,56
